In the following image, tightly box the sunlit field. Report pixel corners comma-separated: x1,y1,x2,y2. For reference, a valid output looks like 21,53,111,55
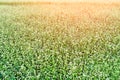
0,1,120,80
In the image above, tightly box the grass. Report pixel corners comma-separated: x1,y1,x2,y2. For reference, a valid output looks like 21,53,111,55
0,2,120,80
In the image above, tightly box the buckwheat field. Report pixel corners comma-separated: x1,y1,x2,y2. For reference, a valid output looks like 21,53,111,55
0,0,120,80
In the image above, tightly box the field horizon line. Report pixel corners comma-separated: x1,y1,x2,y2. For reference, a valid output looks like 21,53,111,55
0,1,120,6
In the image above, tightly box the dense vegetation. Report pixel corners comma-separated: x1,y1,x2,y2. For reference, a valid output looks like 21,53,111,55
0,2,120,80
